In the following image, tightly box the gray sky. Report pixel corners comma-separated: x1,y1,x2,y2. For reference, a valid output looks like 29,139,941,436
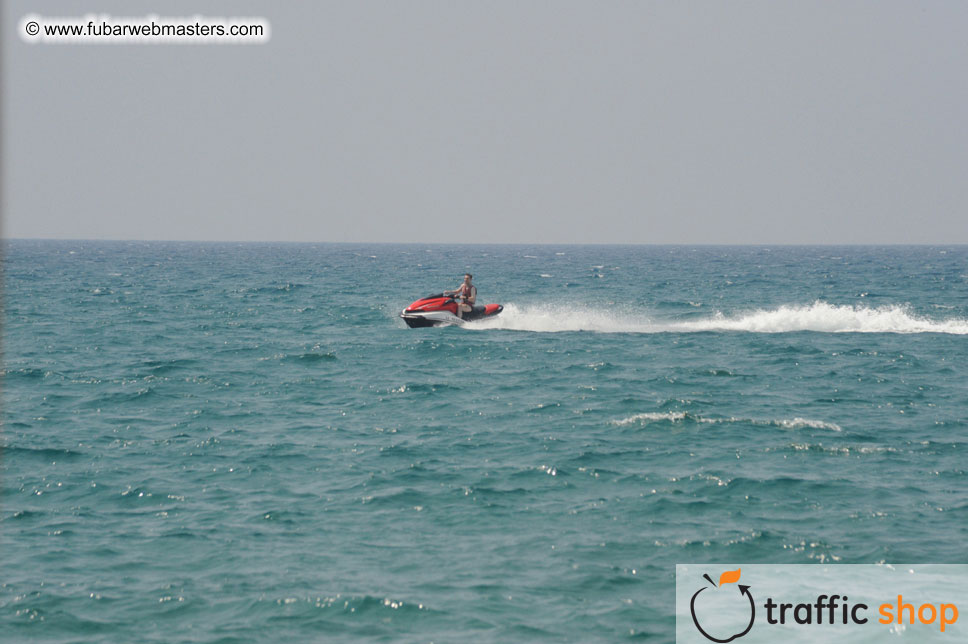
3,1,967,243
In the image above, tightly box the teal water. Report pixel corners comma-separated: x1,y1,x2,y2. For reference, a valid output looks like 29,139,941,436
3,241,967,642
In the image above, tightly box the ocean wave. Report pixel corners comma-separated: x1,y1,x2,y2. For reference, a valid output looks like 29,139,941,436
251,593,430,616
771,443,901,455
610,411,842,432
1,445,87,460
468,301,968,334
235,283,309,294
284,352,337,364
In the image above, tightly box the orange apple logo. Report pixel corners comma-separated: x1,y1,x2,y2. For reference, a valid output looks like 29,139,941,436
690,568,755,642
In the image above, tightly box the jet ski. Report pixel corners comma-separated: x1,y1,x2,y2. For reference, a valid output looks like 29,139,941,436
401,293,504,328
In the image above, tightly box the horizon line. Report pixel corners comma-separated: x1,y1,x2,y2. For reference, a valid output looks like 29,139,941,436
4,238,967,247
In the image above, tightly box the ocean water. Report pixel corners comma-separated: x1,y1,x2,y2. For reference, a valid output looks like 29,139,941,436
2,241,967,643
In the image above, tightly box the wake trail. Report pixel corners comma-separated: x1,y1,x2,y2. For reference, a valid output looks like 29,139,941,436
466,301,968,335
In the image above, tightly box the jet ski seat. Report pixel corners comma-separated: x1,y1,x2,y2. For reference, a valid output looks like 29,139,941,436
459,304,487,320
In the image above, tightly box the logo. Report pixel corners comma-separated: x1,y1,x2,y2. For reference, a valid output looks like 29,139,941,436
677,564,964,642
689,568,755,643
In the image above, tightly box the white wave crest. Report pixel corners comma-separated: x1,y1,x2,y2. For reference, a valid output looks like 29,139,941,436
611,412,842,432
611,412,689,425
774,417,843,432
467,301,968,334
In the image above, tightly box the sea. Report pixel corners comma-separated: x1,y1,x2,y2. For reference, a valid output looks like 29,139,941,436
2,240,967,643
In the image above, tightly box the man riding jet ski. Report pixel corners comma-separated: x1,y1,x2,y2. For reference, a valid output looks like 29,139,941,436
445,273,477,318
401,273,503,328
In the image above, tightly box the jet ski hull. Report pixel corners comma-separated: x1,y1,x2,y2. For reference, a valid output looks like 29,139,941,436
401,294,503,328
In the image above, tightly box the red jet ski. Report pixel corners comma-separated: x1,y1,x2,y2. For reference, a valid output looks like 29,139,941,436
401,293,504,328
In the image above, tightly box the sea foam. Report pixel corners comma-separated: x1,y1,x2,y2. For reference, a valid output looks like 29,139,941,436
610,412,842,432
468,301,968,334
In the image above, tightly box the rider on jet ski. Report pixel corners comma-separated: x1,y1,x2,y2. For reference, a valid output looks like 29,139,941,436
443,273,476,319
401,275,500,327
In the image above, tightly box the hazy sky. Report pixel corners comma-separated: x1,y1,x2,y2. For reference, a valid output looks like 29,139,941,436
3,1,967,243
